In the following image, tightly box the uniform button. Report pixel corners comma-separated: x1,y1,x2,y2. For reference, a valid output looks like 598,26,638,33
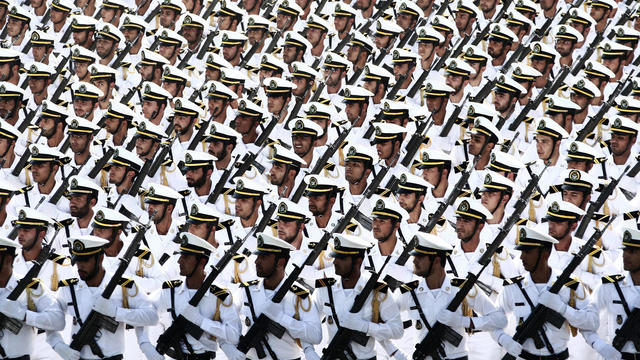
480,248,484,253
357,285,363,291
445,286,450,291
419,287,423,291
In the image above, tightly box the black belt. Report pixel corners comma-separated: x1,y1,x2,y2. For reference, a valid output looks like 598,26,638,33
80,355,123,360
448,357,468,360
520,349,569,360
183,352,216,360
3,356,29,360
622,353,640,360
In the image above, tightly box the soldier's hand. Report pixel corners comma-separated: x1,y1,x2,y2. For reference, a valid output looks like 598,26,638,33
498,334,522,357
221,343,246,360
53,343,81,360
538,291,567,314
181,304,203,326
436,309,470,328
262,300,282,321
341,312,369,333
140,342,165,360
93,297,118,318
593,340,622,360
303,346,321,360
0,299,26,321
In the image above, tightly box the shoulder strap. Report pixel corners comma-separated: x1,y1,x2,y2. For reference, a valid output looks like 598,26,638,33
612,280,632,316
68,282,83,327
326,281,340,327
408,288,432,332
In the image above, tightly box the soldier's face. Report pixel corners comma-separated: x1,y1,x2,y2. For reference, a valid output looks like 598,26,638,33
562,190,588,208
344,102,362,123
73,98,95,118
159,9,177,28
282,46,299,64
180,26,199,43
308,194,330,216
478,0,497,12
69,133,91,154
159,45,177,62
162,81,180,98
235,197,256,219
186,167,207,188
519,248,542,272
333,16,348,33
93,227,118,244
247,29,265,45
95,38,116,59
455,217,477,241
589,6,608,22
468,134,487,156
135,137,155,158
31,45,48,63
570,93,590,112
255,253,277,277
292,134,313,157
535,134,554,160
375,140,394,160
0,138,13,157
413,254,434,277
17,227,38,250
122,28,140,43
567,160,589,171
455,12,471,32
108,164,127,185
610,133,635,156
69,194,92,218
422,167,441,187
138,64,154,81
178,253,200,276
345,160,366,184
547,220,570,240
6,18,24,37
291,77,310,97
276,13,295,30
623,247,640,272
398,193,419,213
147,203,168,223
425,96,445,113
28,77,48,95
307,27,324,47
100,7,116,22
396,13,415,31
205,67,220,82
74,61,90,80
492,91,513,113
418,42,435,61
555,39,574,57
234,115,256,135
277,219,300,243
91,79,111,101
76,255,101,281
445,74,465,94
333,255,355,277
188,222,211,240
30,162,55,184
222,45,241,62
104,117,121,134
375,34,391,49
173,114,194,135
142,99,161,119
372,217,395,242
0,63,13,81
602,57,622,74
208,140,227,159
480,191,502,213
268,162,287,186
487,39,507,59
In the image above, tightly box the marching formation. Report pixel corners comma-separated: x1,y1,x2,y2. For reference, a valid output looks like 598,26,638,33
0,0,639,358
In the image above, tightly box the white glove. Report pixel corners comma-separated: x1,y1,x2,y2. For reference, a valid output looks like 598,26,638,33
0,299,26,321
436,309,470,328
498,334,522,357
261,300,282,321
180,304,203,327
304,346,321,360
341,312,369,333
140,342,165,360
594,340,622,360
538,291,567,314
92,297,118,318
53,343,80,360
220,343,245,360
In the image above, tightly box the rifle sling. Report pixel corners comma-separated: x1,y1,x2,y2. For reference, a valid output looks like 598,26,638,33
515,281,557,355
612,281,632,316
242,285,279,359
326,283,341,328
169,287,195,355
68,282,84,327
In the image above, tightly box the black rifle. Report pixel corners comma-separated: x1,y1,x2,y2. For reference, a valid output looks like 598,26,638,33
50,74,72,104
347,65,367,85
612,307,640,351
196,27,218,61
110,41,134,70
262,18,290,56
502,216,615,360
576,70,635,142
362,74,409,139
230,119,276,180
206,154,240,204
500,41,525,75
571,31,604,76
148,135,179,178
121,78,144,105
238,33,265,69
200,0,220,22
70,215,153,357
237,218,334,357
88,147,115,178
155,205,266,356
395,149,483,266
308,69,332,103
439,93,469,137
400,114,433,168
237,155,393,357
471,76,496,103
574,162,639,238
320,256,392,360
507,66,571,132
414,164,547,360
407,68,431,99
187,115,214,151
128,159,152,196
0,238,53,334
332,32,353,54
289,123,353,202
357,1,389,36
48,162,86,205
313,0,329,15
144,6,161,23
